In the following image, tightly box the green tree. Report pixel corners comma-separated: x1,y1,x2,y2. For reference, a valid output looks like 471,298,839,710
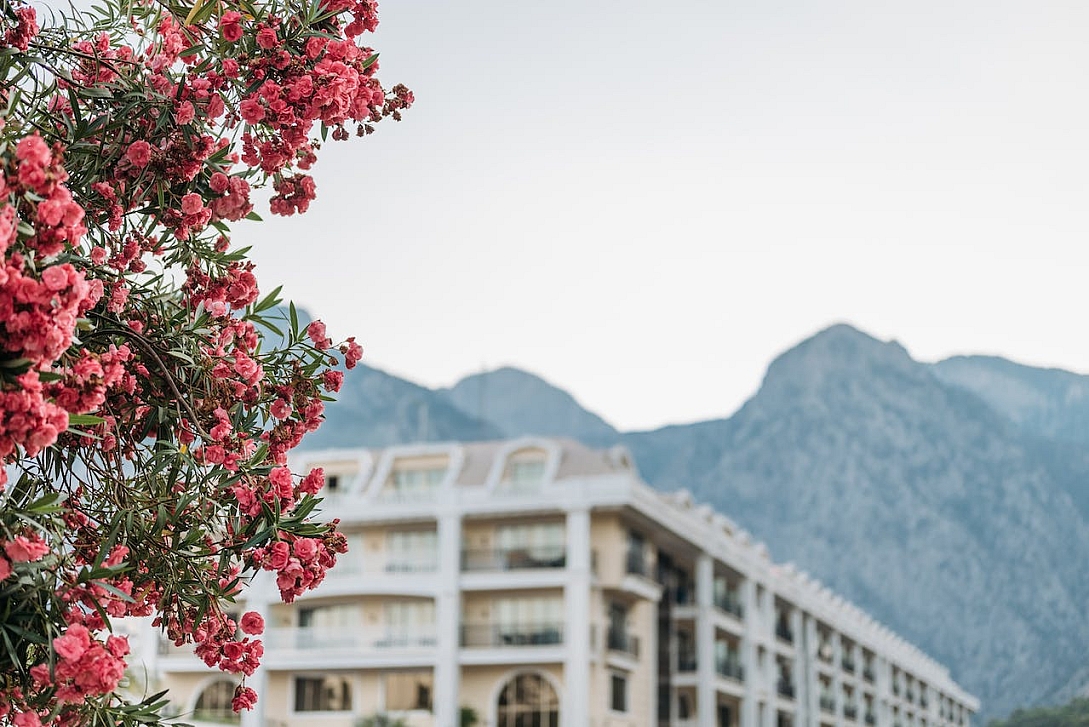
0,0,409,723
989,698,1089,727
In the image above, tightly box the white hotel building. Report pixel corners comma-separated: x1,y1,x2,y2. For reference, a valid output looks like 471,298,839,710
149,437,979,727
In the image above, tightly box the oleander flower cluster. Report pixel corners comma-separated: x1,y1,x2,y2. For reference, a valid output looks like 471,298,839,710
0,0,409,723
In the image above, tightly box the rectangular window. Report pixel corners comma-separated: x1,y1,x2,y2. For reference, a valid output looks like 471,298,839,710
296,605,360,649
336,533,364,575
626,531,646,575
386,670,433,711
610,674,628,712
508,459,545,486
494,597,563,645
384,600,436,646
496,522,565,566
298,604,359,628
496,597,563,626
386,530,437,572
384,464,446,501
500,449,547,490
385,600,436,629
294,676,351,712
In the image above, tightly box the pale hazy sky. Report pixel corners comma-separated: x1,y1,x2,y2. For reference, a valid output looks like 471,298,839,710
242,0,1089,431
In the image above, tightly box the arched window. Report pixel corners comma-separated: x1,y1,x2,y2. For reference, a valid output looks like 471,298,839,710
193,679,240,724
496,673,559,727
500,448,547,491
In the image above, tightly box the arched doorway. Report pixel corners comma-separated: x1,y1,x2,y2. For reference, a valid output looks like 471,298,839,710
192,679,240,724
496,672,560,727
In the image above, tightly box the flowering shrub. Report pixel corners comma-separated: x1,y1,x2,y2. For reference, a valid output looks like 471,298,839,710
0,0,409,723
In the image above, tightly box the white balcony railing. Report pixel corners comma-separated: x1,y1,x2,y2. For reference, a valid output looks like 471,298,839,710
320,555,438,582
265,626,437,652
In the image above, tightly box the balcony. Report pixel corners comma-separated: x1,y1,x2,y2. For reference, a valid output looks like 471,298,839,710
776,622,794,644
383,557,438,574
322,554,364,581
714,592,743,619
672,585,696,606
461,546,566,572
716,658,743,682
820,697,837,714
606,629,640,657
460,622,563,648
777,680,795,699
845,704,859,721
265,626,437,652
626,551,649,578
375,486,439,504
678,652,697,672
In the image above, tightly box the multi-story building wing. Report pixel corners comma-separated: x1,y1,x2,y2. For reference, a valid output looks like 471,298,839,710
152,437,979,727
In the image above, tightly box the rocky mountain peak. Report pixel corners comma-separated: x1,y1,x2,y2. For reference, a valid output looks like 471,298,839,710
442,366,620,446
750,324,930,424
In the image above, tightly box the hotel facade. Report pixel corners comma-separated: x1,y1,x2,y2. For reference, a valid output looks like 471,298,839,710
147,437,979,727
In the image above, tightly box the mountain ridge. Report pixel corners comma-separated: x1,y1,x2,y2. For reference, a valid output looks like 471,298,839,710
297,320,1089,722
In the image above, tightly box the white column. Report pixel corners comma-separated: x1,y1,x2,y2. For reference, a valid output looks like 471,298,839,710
434,511,462,727
696,554,715,727
832,633,843,727
648,598,660,727
563,507,591,727
802,615,817,727
741,578,758,727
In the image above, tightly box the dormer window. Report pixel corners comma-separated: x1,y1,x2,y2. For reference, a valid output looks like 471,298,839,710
311,460,359,495
501,448,547,490
381,456,448,501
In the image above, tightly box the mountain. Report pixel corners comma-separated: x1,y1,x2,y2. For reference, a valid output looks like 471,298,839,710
303,363,504,449
441,366,621,447
622,418,735,488
931,356,1089,446
299,321,1089,721
675,325,1089,721
259,307,503,449
987,696,1089,727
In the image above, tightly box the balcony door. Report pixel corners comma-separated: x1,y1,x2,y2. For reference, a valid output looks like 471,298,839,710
496,597,562,645
496,522,565,568
384,600,436,646
297,604,360,648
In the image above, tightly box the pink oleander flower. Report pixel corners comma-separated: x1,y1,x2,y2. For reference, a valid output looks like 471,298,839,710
256,27,279,50
323,370,344,391
240,611,264,635
307,320,331,349
299,468,324,495
180,193,204,216
125,140,152,168
343,337,363,369
232,686,258,712
4,534,49,563
219,11,243,41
